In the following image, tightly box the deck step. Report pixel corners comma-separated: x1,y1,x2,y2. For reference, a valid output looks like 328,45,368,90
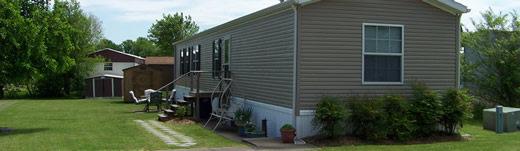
170,104,180,109
164,109,176,117
177,100,189,104
157,114,170,122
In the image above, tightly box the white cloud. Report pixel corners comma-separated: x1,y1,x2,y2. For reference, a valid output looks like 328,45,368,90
458,0,520,30
78,0,279,28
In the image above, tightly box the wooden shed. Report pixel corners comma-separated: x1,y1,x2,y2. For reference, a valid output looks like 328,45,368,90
123,57,174,103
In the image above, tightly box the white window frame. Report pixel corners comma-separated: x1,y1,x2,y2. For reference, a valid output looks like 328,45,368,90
362,23,404,85
223,35,231,71
104,62,113,71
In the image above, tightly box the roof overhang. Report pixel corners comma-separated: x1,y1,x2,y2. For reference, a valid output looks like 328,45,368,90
86,74,123,79
90,48,145,60
423,0,470,15
173,0,468,46
173,0,304,46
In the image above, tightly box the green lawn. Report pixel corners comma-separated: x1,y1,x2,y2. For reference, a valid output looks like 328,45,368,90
320,120,520,151
0,99,243,151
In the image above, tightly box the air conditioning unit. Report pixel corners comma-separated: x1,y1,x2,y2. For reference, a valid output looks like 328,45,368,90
483,107,520,133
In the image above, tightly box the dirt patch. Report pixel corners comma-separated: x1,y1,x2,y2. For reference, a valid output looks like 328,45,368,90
164,118,196,125
303,134,471,147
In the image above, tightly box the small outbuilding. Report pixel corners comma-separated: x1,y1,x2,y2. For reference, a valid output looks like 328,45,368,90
85,48,145,98
123,57,174,103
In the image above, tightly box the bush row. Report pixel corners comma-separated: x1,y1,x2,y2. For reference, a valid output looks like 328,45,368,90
312,83,474,141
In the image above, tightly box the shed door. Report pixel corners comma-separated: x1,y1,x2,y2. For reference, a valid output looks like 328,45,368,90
103,79,113,97
94,79,104,97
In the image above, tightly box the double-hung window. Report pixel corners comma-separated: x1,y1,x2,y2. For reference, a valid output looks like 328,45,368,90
104,62,113,71
363,23,404,84
213,40,221,78
186,47,191,74
192,45,201,71
180,48,184,74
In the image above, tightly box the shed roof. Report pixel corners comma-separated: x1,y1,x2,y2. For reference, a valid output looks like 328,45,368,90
145,57,174,65
91,48,145,60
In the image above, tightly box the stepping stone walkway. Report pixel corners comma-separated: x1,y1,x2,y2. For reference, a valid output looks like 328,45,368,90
134,120,196,147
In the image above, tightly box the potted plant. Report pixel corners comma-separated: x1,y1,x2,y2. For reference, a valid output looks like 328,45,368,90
235,107,252,136
244,123,266,138
280,124,296,143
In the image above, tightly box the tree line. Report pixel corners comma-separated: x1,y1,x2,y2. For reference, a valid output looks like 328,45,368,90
0,0,199,98
95,13,199,57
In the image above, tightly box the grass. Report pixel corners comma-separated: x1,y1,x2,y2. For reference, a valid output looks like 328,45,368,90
320,120,520,151
0,99,243,151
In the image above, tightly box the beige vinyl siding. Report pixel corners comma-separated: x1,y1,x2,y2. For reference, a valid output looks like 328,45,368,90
297,0,459,110
176,9,295,108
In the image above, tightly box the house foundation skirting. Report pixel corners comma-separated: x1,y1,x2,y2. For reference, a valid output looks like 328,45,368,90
174,85,317,138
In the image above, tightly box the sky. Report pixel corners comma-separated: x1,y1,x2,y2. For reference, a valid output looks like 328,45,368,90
77,0,520,44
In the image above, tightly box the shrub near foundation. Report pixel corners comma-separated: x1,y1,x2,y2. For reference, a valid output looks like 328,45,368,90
409,83,443,136
349,97,388,141
312,95,347,138
440,88,474,134
383,95,416,141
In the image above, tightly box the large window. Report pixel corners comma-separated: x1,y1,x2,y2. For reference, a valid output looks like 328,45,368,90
192,45,201,71
223,36,230,71
180,48,191,75
363,23,404,84
213,40,221,78
104,62,113,71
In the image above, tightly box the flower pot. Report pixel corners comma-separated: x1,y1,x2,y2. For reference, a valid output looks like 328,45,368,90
280,129,296,143
238,126,246,137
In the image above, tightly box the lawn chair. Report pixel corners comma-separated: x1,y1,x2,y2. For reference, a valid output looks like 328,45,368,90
204,98,242,132
129,91,147,104
167,89,177,109
145,91,162,112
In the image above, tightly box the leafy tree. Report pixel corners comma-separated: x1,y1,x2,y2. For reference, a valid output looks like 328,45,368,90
462,9,520,107
35,0,103,96
0,0,49,98
148,13,199,56
95,38,122,51
120,39,135,54
134,37,159,57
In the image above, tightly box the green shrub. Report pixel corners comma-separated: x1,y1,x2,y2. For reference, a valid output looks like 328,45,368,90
383,95,416,141
312,95,347,138
176,106,186,118
440,88,475,134
280,124,295,130
349,97,388,141
409,83,443,136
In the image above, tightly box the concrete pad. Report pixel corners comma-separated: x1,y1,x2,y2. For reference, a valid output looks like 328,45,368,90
243,137,318,151
159,146,255,151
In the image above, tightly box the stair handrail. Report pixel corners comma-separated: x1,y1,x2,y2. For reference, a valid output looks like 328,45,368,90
157,71,193,91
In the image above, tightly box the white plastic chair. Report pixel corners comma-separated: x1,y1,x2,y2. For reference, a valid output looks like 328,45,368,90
129,91,147,104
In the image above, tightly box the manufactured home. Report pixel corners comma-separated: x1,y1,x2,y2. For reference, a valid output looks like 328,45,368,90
173,0,469,138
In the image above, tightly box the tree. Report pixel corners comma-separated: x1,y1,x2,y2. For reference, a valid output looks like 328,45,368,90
0,0,49,98
95,38,122,51
134,37,159,57
120,39,135,54
35,0,103,96
462,9,520,107
148,13,199,56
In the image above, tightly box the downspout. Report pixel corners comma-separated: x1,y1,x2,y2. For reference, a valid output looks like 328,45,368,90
456,14,461,89
291,3,298,130
173,45,177,88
